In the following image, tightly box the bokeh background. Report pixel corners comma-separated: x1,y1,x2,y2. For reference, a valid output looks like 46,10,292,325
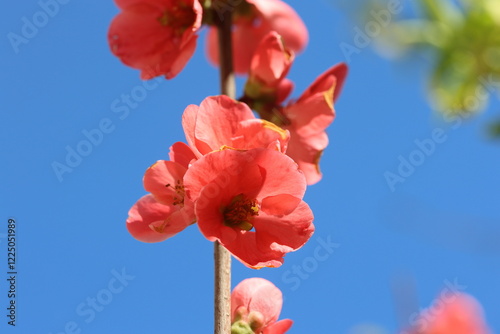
2,0,499,333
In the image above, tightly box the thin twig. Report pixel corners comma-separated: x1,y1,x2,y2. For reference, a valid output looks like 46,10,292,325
214,2,235,334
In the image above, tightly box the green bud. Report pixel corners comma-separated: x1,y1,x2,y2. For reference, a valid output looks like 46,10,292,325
231,321,254,334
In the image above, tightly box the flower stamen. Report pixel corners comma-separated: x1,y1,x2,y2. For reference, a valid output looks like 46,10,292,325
157,4,197,34
165,180,186,207
223,194,259,231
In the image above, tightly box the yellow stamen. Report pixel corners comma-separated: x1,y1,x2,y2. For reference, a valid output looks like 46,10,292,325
222,194,259,231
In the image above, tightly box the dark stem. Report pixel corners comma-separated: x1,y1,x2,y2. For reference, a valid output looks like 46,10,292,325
217,4,236,98
214,2,234,334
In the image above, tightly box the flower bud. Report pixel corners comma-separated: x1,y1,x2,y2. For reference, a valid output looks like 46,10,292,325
231,321,254,334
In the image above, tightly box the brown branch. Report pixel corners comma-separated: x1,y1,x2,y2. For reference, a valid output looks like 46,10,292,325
214,2,235,334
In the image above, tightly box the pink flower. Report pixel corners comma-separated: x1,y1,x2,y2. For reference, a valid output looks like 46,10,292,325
282,63,348,185
108,0,203,79
125,142,196,242
231,278,292,334
405,293,492,334
183,148,314,268
182,95,290,158
244,38,348,184
206,0,308,74
240,31,348,184
126,194,191,242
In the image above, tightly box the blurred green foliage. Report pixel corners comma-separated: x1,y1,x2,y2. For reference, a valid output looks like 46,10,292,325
370,0,500,123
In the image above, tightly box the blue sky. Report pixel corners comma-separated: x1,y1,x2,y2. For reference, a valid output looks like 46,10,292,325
2,0,500,333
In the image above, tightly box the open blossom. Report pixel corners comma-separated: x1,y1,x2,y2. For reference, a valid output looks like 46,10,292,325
126,194,190,242
108,0,202,79
403,293,491,334
206,0,308,74
126,96,296,247
184,148,314,268
242,33,348,184
126,142,196,242
231,278,292,334
182,95,290,157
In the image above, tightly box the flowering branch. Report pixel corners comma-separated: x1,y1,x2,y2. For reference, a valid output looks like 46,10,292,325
214,2,235,333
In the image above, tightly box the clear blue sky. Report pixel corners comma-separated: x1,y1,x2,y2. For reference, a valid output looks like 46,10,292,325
2,0,500,333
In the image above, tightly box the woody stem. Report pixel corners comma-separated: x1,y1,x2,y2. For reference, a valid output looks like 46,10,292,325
214,2,234,334
217,5,236,98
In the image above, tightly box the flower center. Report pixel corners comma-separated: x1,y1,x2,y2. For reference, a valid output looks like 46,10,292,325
158,4,197,33
166,180,185,207
223,194,259,231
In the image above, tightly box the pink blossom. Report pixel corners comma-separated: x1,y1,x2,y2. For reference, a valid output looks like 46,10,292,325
241,31,348,184
183,148,314,268
125,143,196,242
231,278,292,334
126,194,192,242
405,293,492,334
108,0,203,79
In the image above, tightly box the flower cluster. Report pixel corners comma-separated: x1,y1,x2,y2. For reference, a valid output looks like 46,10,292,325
108,0,308,79
127,95,315,269
111,0,348,329
109,1,347,184
116,0,350,269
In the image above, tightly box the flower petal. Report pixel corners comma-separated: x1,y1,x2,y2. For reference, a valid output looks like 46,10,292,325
250,31,294,88
260,194,301,216
164,34,198,79
299,63,348,102
168,142,197,168
194,96,256,154
251,148,306,201
263,319,293,334
185,149,259,202
182,104,203,157
276,78,294,104
109,7,172,67
185,148,304,203
247,0,308,52
232,119,289,153
285,90,335,138
285,132,328,185
254,200,314,254
114,0,169,10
